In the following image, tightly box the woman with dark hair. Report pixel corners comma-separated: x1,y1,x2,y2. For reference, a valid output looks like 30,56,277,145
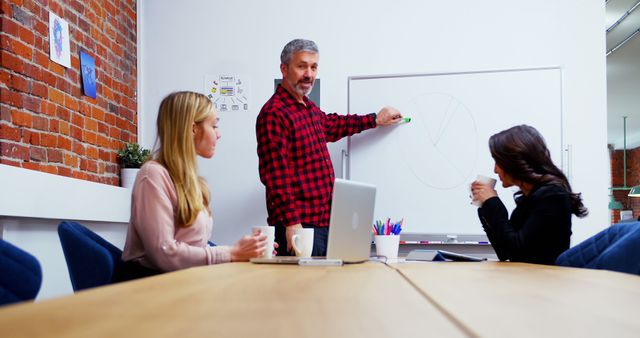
471,125,588,265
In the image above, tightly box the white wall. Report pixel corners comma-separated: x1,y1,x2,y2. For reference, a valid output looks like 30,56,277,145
0,164,131,300
139,0,609,246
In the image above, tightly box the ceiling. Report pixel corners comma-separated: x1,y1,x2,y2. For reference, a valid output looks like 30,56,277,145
607,0,640,150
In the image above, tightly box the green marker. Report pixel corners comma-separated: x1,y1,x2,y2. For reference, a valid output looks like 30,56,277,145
397,117,411,124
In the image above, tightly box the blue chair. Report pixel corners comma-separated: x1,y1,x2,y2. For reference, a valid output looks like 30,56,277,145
556,222,640,275
58,221,160,292
0,239,42,306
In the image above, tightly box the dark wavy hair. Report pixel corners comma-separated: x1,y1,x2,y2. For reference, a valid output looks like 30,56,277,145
489,125,588,217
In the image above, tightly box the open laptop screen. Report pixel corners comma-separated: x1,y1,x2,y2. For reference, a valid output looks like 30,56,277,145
326,178,377,263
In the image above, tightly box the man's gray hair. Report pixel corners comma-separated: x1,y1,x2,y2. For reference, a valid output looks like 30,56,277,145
280,39,319,65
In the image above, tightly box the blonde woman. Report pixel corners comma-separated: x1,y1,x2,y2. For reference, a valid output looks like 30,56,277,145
123,91,270,272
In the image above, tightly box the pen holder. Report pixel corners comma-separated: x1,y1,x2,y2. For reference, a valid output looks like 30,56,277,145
374,235,400,259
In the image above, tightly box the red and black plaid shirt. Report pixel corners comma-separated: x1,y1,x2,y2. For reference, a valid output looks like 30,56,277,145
256,85,376,227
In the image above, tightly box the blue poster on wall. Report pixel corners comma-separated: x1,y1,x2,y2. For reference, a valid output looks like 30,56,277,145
79,51,96,99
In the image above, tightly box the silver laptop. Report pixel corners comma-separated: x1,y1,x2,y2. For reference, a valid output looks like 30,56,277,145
251,178,377,264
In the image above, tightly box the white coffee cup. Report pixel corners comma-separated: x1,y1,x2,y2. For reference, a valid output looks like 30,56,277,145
374,235,400,259
252,226,275,259
471,174,497,206
291,228,314,258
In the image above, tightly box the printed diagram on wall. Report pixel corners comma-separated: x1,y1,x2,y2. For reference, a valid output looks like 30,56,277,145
397,92,479,190
79,51,97,99
48,11,71,68
203,74,250,112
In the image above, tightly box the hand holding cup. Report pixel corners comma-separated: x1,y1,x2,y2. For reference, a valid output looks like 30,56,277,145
470,175,497,207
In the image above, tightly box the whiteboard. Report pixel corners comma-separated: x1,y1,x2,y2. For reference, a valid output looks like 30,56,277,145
348,68,563,235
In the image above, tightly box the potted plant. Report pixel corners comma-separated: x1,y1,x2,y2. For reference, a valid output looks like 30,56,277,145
117,142,151,189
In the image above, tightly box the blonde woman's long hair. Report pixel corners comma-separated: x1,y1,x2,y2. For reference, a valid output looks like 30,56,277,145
155,91,213,227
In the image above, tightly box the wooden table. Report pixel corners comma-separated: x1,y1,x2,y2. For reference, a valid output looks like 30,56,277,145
393,262,640,338
0,262,464,338
1,261,639,338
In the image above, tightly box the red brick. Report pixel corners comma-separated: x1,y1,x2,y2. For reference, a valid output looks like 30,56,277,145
0,69,10,86
83,130,97,144
0,1,13,16
0,106,11,120
86,145,98,159
85,117,97,131
55,108,70,124
1,18,21,38
43,71,57,87
34,20,47,37
0,123,21,141
0,158,21,167
30,146,46,161
22,162,42,171
55,135,70,151
1,50,26,74
99,148,111,161
71,112,83,127
40,133,57,147
24,64,43,81
8,74,30,93
70,124,82,140
1,89,24,108
97,121,107,134
1,35,33,60
50,119,59,132
64,153,79,167
108,126,121,138
72,171,87,180
31,82,48,99
96,134,109,148
58,166,72,177
23,95,42,113
32,115,48,130
47,148,63,163
49,88,65,105
34,50,50,69
18,26,35,45
64,94,79,111
72,141,85,156
1,142,29,160
86,159,98,173
40,164,57,175
49,62,65,76
59,120,70,135
24,129,40,145
11,109,32,127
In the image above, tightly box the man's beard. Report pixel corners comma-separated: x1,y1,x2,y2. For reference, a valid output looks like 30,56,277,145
287,78,314,97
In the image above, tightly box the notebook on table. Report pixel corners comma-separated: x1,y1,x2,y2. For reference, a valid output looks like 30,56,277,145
251,178,377,265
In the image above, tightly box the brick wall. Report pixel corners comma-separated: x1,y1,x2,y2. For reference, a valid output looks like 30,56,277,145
610,146,640,223
1,0,137,185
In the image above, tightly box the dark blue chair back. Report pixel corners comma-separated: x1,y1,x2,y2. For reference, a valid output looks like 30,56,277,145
556,222,640,275
58,221,159,292
0,239,42,306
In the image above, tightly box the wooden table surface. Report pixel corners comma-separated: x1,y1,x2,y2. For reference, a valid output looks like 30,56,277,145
0,262,466,338
393,261,640,338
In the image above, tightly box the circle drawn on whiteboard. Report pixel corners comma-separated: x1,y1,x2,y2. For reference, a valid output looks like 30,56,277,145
398,92,478,190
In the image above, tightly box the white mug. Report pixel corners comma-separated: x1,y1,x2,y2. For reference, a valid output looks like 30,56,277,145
471,174,497,206
291,228,314,258
252,226,275,259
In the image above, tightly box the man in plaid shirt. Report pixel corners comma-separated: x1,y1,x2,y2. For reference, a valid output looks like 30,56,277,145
256,39,402,256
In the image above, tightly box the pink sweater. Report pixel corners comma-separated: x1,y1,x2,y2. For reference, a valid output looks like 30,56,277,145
122,161,231,271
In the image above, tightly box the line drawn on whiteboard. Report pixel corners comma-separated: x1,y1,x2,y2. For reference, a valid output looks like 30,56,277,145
398,92,479,190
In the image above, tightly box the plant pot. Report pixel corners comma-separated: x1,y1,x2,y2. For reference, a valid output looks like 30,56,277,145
120,168,140,189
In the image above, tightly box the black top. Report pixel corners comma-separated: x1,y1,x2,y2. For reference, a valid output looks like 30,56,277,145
477,184,572,265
